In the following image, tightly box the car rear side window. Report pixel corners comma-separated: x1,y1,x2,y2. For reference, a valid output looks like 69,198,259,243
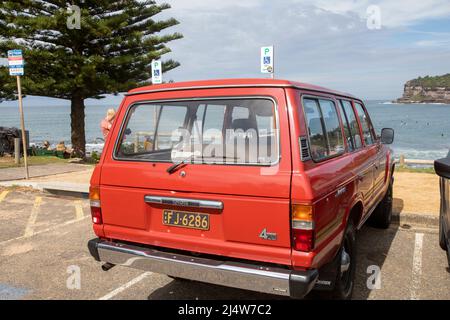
115,98,279,165
340,100,362,149
354,102,375,146
303,97,345,161
337,101,354,151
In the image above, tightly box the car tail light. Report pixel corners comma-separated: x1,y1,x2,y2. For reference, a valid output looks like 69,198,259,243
89,186,102,225
292,204,315,252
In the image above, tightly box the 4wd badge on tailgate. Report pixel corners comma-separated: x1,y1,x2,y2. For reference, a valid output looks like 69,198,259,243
259,228,277,241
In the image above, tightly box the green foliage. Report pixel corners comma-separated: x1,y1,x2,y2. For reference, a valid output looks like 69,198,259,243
0,71,15,101
395,165,435,174
0,1,182,155
90,150,100,162
0,1,182,98
408,74,450,89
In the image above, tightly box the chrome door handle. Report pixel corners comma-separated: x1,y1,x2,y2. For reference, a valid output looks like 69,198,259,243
144,195,223,210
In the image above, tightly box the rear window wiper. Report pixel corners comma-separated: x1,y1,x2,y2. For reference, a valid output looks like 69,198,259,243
166,155,195,174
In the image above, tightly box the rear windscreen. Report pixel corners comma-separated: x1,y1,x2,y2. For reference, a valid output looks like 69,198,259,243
114,98,279,165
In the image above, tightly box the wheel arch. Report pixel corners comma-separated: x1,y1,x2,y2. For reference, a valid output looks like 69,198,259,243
346,199,364,229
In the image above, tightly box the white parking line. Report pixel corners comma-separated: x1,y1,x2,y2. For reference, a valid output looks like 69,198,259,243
0,190,9,203
98,272,153,300
0,215,89,246
411,233,424,300
24,196,42,237
74,200,84,220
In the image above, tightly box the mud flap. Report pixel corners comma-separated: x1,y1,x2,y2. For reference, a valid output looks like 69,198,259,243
313,249,341,291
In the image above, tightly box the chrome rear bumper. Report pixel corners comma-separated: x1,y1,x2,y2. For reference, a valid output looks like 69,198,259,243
88,239,318,299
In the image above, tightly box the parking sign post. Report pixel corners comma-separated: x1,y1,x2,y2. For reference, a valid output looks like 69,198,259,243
261,46,274,79
151,60,163,84
8,49,29,179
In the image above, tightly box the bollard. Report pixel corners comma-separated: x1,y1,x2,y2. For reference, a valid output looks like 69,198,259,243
14,137,20,164
400,154,405,166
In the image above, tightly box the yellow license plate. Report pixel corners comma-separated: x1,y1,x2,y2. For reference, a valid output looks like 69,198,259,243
163,210,210,231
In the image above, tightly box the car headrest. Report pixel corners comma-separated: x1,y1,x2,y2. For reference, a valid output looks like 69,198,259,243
232,118,258,132
309,118,323,134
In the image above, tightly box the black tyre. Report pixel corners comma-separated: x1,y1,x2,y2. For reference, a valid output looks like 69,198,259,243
439,216,447,251
369,180,393,229
447,248,450,268
329,220,357,300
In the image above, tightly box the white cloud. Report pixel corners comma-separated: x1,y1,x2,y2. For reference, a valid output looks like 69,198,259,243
298,0,450,27
156,0,450,99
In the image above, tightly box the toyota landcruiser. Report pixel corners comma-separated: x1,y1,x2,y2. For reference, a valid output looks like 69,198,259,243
88,79,395,299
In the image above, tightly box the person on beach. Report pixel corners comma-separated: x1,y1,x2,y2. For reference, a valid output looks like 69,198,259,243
101,109,116,139
43,140,51,150
56,141,73,159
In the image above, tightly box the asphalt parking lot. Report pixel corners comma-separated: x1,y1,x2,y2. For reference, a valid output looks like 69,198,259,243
0,188,449,300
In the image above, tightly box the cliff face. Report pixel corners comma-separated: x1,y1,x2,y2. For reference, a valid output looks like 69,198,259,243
396,74,450,103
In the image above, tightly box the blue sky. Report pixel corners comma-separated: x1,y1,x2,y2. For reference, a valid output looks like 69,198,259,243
2,0,450,106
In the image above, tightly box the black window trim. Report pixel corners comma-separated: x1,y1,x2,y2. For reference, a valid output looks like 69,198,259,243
337,99,355,152
301,94,346,163
353,100,377,147
338,98,365,153
112,96,281,167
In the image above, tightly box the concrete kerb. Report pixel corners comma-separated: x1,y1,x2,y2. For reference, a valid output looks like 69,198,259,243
392,212,439,228
0,181,89,199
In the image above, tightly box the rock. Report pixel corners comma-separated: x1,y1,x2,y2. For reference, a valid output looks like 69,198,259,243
395,74,450,104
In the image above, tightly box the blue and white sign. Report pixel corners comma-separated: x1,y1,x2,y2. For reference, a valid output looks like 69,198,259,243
261,46,274,74
151,60,162,84
8,49,24,76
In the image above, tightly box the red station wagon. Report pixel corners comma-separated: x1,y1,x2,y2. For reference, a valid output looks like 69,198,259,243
88,79,395,299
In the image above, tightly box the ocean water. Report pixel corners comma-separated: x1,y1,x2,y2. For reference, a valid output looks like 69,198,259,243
366,101,450,160
0,99,449,160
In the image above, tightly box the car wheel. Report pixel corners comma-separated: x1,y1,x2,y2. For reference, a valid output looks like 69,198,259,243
330,220,356,300
369,179,393,229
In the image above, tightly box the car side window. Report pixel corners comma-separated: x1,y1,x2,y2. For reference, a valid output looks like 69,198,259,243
303,99,328,160
354,102,375,146
319,99,345,156
337,101,354,151
340,100,362,149
303,97,345,161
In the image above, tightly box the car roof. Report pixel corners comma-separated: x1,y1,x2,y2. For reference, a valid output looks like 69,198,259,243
126,78,358,100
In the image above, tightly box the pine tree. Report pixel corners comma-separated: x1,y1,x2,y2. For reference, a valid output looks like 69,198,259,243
0,1,182,157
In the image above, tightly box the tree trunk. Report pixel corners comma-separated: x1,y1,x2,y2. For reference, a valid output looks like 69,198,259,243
70,94,86,158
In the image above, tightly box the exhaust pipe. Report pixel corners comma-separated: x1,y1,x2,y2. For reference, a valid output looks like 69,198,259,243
101,262,115,271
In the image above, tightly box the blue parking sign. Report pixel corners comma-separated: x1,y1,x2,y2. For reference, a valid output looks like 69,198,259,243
263,56,271,65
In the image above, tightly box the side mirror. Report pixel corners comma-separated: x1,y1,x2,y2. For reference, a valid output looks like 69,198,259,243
435,158,450,179
124,128,132,135
381,128,394,144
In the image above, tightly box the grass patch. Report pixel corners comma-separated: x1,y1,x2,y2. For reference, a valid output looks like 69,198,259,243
0,156,69,169
395,165,435,174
